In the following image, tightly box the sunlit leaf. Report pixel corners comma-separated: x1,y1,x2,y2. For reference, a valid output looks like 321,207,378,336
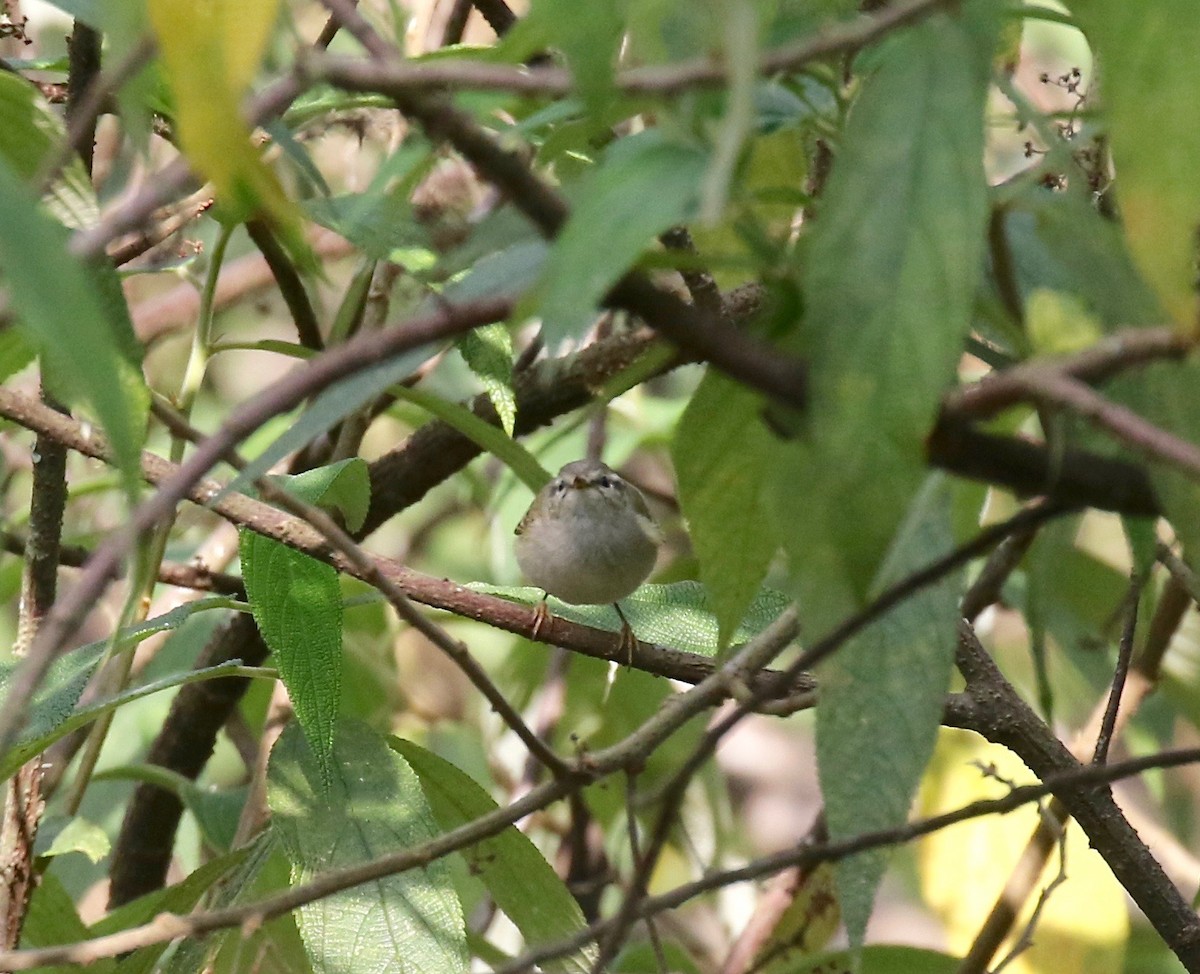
269,721,469,974
474,580,791,656
391,738,595,974
458,323,516,436
268,458,372,534
918,730,1128,974
148,0,308,257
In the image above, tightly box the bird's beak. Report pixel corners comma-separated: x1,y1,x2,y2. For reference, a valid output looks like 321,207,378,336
570,476,589,489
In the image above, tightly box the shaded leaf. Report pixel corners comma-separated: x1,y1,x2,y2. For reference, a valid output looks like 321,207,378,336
240,529,342,791
674,369,778,648
772,0,997,630
0,157,148,495
227,345,431,494
816,477,961,946
0,71,97,227
0,657,270,781
538,131,707,344
91,851,249,974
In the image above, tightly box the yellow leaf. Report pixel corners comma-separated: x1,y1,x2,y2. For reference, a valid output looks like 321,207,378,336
917,729,1127,974
149,0,304,250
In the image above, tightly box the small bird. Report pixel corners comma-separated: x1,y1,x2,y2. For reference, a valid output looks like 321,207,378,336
514,459,661,659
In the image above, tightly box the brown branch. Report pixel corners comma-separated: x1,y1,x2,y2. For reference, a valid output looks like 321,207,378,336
62,23,104,175
107,613,267,905
1024,371,1200,481
927,417,1161,517
0,297,512,761
306,0,955,97
0,530,245,595
952,623,1200,970
0,383,812,701
942,326,1193,422
0,391,67,947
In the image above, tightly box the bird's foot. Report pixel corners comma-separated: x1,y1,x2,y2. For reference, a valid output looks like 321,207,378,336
530,599,552,641
614,603,638,666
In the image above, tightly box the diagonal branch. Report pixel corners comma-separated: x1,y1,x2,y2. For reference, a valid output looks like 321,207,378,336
0,297,512,760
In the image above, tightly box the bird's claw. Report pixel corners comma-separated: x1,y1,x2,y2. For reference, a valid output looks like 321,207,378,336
530,600,552,641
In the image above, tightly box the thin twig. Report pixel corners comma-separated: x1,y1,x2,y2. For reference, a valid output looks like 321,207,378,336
1092,575,1140,765
492,746,1200,974
307,0,957,97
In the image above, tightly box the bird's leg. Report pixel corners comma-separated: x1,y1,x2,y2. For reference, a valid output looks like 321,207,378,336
613,602,638,666
530,595,552,641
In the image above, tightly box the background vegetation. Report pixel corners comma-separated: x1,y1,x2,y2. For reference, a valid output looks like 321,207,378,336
1,0,1199,972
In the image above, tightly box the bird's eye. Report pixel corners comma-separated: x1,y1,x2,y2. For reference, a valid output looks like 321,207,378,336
598,475,613,489
553,481,566,494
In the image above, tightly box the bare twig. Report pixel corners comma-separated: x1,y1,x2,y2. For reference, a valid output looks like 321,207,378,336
494,746,1200,974
307,0,957,97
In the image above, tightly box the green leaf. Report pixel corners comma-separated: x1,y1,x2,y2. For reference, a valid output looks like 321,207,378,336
301,143,430,259
524,0,621,111
90,850,249,974
95,764,247,853
18,871,107,974
240,530,343,792
537,131,707,344
1073,0,1200,326
42,816,110,864
162,834,313,974
473,580,791,657
0,71,98,228
0,595,242,769
816,477,961,947
393,383,550,493
390,738,595,974
774,0,997,634
1125,360,1200,557
0,156,148,496
776,944,960,974
269,721,469,974
268,458,372,534
0,328,36,383
0,658,270,781
674,369,778,649
458,323,517,436
1002,192,1164,329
